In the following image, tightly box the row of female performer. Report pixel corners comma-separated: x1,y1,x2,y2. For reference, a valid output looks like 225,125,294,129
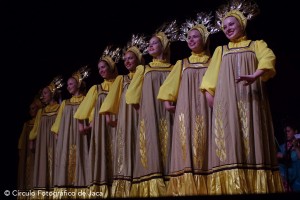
17,0,284,198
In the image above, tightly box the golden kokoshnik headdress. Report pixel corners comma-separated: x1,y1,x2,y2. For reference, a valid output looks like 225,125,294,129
100,45,122,71
123,34,148,64
154,20,180,53
71,65,91,87
47,75,64,94
216,0,260,30
179,12,220,44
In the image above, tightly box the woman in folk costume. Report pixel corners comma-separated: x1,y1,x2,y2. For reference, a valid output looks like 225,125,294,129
74,46,120,198
125,20,179,197
157,12,219,196
99,34,147,198
29,76,63,198
200,0,284,194
51,66,90,198
17,96,42,196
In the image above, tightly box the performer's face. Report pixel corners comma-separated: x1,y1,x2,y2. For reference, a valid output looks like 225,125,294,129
223,16,244,41
42,87,53,104
29,102,39,117
124,51,139,71
187,29,204,54
148,36,163,58
67,77,79,95
98,60,113,79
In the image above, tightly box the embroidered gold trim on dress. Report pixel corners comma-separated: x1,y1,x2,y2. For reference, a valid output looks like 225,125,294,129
68,144,76,184
159,118,168,168
215,104,226,162
42,104,60,116
65,99,83,105
193,115,205,167
179,113,187,161
237,100,250,159
123,75,131,89
144,64,173,74
139,119,148,168
112,179,131,197
48,147,53,184
117,128,124,174
131,172,164,183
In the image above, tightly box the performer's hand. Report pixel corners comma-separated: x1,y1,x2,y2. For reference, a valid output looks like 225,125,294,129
78,120,85,134
205,92,214,108
236,74,256,86
133,104,140,110
106,114,118,127
164,101,176,113
29,140,36,153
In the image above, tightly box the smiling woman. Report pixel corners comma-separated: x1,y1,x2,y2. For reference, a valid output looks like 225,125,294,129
73,45,121,197
200,0,283,194
50,66,90,197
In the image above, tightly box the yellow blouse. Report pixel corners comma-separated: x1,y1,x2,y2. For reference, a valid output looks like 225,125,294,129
126,59,172,104
100,72,134,115
74,79,115,121
51,95,85,134
200,39,276,96
157,52,210,102
29,102,60,140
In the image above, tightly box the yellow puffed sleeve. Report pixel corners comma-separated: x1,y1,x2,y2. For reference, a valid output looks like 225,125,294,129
255,40,276,81
29,109,42,140
50,100,66,134
157,60,182,102
126,65,144,104
99,75,123,114
200,46,223,96
18,123,27,149
74,85,98,120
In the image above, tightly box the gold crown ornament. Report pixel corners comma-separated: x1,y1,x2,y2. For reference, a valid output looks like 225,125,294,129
47,75,64,94
100,45,122,71
154,20,180,53
123,34,148,64
72,65,91,87
215,0,260,30
179,12,220,44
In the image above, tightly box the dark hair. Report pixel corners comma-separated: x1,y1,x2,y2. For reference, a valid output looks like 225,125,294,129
283,121,298,132
79,81,87,95
53,89,63,104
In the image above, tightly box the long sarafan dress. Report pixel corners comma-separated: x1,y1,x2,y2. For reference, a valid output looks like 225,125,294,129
158,52,211,196
29,102,60,198
74,79,115,198
99,72,138,198
200,37,284,194
51,95,89,198
18,118,35,193
126,59,174,197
